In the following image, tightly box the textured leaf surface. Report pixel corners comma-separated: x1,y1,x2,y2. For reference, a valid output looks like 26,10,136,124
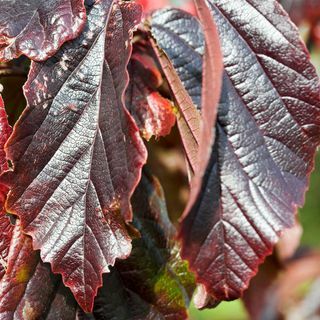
1,0,146,312
80,173,195,320
151,9,204,109
126,41,176,140
150,11,203,171
179,0,320,303
150,7,222,176
0,221,78,320
0,95,13,280
0,0,86,62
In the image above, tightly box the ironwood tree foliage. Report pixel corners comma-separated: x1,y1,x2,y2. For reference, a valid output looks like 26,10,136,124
0,0,319,318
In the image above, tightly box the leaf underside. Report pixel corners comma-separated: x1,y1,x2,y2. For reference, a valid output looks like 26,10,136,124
151,9,204,109
1,0,147,312
178,0,320,302
0,0,86,62
151,9,204,172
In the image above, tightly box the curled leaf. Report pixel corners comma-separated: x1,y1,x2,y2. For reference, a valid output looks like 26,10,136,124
179,0,320,303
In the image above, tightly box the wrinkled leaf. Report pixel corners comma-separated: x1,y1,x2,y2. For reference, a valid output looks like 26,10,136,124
0,0,86,62
80,172,195,320
179,0,320,303
1,0,147,312
151,9,204,109
126,41,176,140
150,7,223,177
0,221,78,320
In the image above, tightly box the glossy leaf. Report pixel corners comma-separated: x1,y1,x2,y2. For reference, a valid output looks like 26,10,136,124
179,0,320,303
151,9,204,172
0,0,86,62
80,172,195,320
1,0,147,312
126,41,176,140
151,9,204,109
0,221,78,320
150,7,223,177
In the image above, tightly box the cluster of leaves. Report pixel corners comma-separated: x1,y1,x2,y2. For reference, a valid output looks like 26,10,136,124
0,0,319,318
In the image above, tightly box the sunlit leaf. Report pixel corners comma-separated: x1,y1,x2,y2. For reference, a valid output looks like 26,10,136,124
1,0,147,312
179,0,320,303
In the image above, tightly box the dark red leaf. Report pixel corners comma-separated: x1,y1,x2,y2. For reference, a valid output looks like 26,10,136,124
0,0,86,62
79,172,195,320
179,0,320,303
0,221,77,319
151,9,204,109
126,42,176,140
182,0,223,225
150,7,223,179
0,95,13,280
1,0,147,312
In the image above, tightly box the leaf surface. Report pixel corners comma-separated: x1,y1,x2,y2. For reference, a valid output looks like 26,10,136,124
0,221,78,320
1,0,147,312
151,9,204,172
80,172,195,320
0,0,86,62
126,41,176,140
179,0,320,303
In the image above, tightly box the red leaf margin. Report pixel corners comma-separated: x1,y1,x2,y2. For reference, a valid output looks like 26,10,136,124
0,95,13,280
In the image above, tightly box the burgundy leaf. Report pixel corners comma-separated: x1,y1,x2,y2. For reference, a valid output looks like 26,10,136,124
126,42,176,140
80,172,195,320
179,0,320,303
182,0,223,226
0,95,13,280
150,8,223,176
150,34,202,171
1,0,147,312
0,221,78,320
0,0,86,62
151,9,205,109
